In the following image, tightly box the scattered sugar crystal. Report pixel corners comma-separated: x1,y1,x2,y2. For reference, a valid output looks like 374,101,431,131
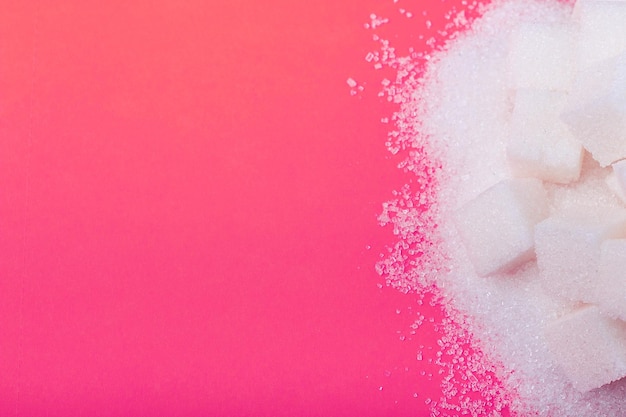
372,0,626,415
369,13,390,29
545,305,626,393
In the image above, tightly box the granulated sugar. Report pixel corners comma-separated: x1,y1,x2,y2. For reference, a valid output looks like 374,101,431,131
372,0,626,416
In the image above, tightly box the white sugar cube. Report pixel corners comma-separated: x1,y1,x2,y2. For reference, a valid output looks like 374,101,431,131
576,0,626,70
613,160,626,198
508,22,576,91
455,178,548,277
507,90,583,184
535,209,626,301
545,304,626,393
596,239,626,320
571,0,626,21
562,52,626,167
605,171,626,204
606,160,626,203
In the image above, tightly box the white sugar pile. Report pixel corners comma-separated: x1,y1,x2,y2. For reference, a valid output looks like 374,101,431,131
373,0,626,416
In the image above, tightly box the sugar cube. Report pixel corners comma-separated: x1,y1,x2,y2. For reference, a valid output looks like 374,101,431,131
507,22,576,91
596,239,626,320
605,171,626,204
562,52,626,167
545,305,626,393
507,90,583,184
606,160,626,203
613,160,626,197
576,0,626,70
455,178,548,277
535,208,626,302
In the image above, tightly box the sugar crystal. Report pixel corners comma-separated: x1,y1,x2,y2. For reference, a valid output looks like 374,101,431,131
373,0,626,415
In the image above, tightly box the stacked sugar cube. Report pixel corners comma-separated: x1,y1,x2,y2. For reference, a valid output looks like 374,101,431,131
454,0,626,393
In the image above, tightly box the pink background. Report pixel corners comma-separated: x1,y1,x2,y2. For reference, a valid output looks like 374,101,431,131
0,1,487,416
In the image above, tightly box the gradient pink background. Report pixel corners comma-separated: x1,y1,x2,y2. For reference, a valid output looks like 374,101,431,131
0,1,490,416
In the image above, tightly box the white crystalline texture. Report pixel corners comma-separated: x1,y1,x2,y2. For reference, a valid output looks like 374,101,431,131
545,305,626,393
604,170,626,204
606,160,626,203
534,209,626,302
576,0,626,70
455,178,548,277
507,22,576,91
562,52,626,167
613,160,626,198
376,0,626,414
596,239,626,320
507,90,583,184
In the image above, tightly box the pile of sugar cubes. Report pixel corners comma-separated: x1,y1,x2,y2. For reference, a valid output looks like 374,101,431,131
452,0,626,394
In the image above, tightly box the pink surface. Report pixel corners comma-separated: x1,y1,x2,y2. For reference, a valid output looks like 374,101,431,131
0,1,484,416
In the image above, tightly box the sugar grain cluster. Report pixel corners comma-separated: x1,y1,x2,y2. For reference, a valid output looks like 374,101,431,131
375,0,626,415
